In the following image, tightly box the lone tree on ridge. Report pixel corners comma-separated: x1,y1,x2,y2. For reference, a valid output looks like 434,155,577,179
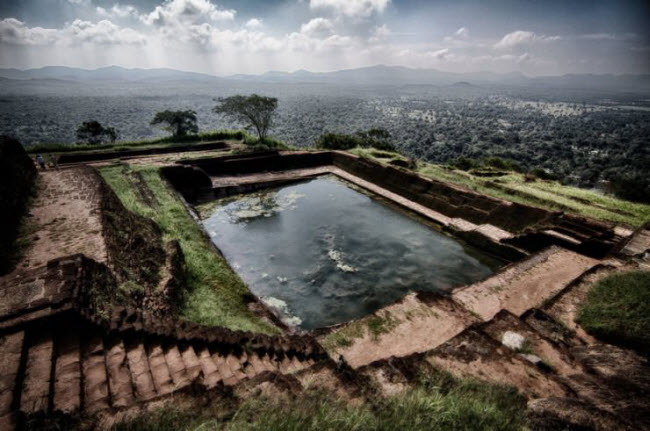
213,94,278,141
76,120,117,145
150,110,198,138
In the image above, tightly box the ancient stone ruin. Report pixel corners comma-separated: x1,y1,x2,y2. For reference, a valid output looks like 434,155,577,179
1,139,649,430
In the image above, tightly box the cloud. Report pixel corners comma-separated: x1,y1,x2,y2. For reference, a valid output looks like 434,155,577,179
67,0,91,5
369,24,390,43
66,19,146,44
578,33,638,41
141,0,235,27
0,18,58,45
245,18,262,29
427,48,450,60
494,30,560,49
96,4,139,19
0,17,145,45
300,18,334,38
444,26,470,43
453,27,469,39
309,0,390,18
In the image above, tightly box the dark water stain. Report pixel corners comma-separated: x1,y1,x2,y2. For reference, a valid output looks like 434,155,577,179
202,175,503,329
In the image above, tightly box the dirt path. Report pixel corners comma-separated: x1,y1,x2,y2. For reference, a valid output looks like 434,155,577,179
9,167,107,273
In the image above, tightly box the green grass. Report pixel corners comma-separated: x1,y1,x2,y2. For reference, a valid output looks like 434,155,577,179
112,369,526,431
350,148,650,227
577,270,650,355
25,129,248,154
99,164,277,334
321,312,400,351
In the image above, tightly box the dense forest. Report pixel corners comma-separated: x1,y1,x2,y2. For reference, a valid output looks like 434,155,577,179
1,80,649,201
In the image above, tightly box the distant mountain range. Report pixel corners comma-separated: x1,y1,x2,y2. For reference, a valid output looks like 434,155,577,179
1,64,649,91
0,65,219,82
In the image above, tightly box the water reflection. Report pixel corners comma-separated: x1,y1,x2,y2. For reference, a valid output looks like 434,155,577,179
202,175,502,329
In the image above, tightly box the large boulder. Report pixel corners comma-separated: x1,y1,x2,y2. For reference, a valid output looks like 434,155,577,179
0,136,37,274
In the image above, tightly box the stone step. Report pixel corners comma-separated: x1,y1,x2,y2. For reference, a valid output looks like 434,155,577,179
164,345,192,389
247,354,271,374
288,355,305,373
0,330,25,428
212,353,236,386
20,331,54,414
147,344,175,396
197,348,221,388
425,327,569,399
53,332,81,413
259,354,279,372
278,356,293,374
241,355,257,379
105,337,135,408
481,310,582,378
180,345,202,381
125,340,157,401
82,335,110,413
224,355,247,383
320,292,478,368
452,246,598,321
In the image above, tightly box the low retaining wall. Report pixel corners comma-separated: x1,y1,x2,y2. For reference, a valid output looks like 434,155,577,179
331,152,553,233
0,136,37,274
56,141,229,164
178,151,622,258
185,151,332,176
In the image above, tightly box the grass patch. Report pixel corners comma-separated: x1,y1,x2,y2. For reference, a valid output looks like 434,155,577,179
577,270,650,355
321,312,399,351
112,369,526,431
321,321,366,351
366,312,399,340
25,129,247,154
99,164,277,334
351,149,650,227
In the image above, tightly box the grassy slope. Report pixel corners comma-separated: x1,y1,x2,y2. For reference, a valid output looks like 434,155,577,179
351,148,650,227
577,270,650,355
99,164,277,334
112,370,526,431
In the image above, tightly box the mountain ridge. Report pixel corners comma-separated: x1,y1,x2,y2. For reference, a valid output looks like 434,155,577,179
1,64,649,90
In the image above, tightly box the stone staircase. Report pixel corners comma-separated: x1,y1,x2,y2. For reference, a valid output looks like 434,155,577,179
0,254,328,430
0,309,325,429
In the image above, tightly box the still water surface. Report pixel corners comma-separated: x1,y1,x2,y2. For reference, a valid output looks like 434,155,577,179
201,175,502,329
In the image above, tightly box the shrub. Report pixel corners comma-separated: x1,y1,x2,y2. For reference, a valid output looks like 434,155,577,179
451,156,479,171
316,133,364,150
76,120,118,145
484,157,523,173
317,129,395,151
529,168,556,180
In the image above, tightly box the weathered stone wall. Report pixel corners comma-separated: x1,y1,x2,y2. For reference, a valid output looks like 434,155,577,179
186,151,332,176
95,169,166,287
93,168,189,318
56,141,228,164
160,165,213,202
178,151,622,257
331,152,554,233
0,136,37,274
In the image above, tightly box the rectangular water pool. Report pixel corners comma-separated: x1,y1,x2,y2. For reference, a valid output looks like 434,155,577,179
200,175,503,329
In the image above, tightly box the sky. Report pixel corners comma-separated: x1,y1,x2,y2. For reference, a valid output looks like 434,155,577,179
0,0,649,76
